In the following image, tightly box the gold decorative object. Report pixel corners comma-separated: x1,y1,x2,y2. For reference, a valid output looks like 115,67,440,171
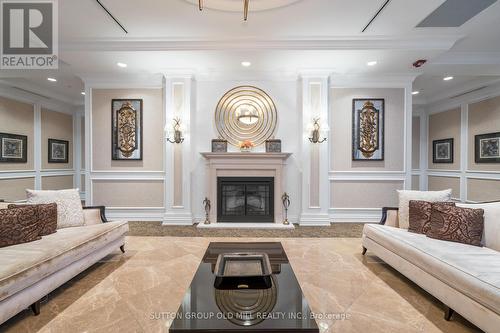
359,101,378,158
112,99,143,160
215,86,277,147
199,0,250,21
281,192,290,225
352,99,384,161
308,118,328,144
166,117,185,144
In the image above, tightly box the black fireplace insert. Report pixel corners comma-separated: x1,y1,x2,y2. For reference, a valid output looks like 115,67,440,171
217,177,274,222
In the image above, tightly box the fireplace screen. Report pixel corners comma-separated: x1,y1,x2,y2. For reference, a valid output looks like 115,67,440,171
217,177,274,222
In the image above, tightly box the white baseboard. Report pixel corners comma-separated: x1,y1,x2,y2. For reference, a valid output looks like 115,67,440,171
329,208,381,223
299,213,331,226
162,212,194,225
106,208,165,221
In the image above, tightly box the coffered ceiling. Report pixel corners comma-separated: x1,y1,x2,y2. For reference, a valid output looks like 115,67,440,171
1,0,500,106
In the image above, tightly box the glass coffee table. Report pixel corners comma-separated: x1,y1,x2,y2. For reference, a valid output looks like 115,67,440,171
169,242,319,332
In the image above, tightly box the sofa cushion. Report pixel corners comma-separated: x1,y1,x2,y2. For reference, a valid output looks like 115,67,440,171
397,189,452,229
427,205,484,246
0,221,128,302
8,203,58,236
363,224,500,314
408,201,455,234
457,202,500,252
26,189,84,229
0,206,42,248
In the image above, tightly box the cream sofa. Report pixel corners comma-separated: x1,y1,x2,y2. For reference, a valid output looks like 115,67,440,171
362,201,500,333
0,204,129,325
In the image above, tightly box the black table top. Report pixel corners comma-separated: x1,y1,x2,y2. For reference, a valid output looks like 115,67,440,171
169,242,319,333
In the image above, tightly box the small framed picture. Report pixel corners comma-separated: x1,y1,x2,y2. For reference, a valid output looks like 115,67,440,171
433,138,454,163
265,139,282,152
0,132,27,163
475,132,500,163
48,139,69,163
212,139,227,152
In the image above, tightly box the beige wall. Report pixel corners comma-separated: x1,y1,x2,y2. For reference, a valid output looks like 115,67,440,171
428,176,460,199
92,180,164,207
468,96,500,172
428,108,461,170
41,175,74,190
91,89,164,171
0,97,34,170
0,177,35,201
467,179,500,202
41,109,73,170
412,116,420,170
331,181,403,208
331,88,405,171
412,175,420,190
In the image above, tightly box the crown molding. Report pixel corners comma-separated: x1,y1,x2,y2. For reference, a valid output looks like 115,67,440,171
80,73,164,89
330,73,418,88
61,35,462,52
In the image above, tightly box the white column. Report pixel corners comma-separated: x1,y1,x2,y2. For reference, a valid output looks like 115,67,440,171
299,74,330,226
34,104,42,190
404,84,413,190
84,85,92,205
420,110,429,191
73,111,81,193
460,103,468,202
163,74,194,225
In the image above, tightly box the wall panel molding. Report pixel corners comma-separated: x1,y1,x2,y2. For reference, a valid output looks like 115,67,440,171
329,171,406,181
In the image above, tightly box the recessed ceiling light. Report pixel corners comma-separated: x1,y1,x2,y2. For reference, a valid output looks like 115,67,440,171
81,92,86,95
117,62,127,68
443,76,454,81
367,61,377,66
241,61,251,67
47,77,57,82
412,91,420,95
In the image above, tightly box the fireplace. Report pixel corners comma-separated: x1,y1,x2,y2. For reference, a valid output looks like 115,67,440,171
217,177,274,223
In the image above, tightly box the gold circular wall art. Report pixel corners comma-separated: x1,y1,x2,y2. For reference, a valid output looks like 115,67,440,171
215,86,277,147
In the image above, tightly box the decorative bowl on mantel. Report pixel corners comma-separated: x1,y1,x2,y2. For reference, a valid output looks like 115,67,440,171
238,140,255,153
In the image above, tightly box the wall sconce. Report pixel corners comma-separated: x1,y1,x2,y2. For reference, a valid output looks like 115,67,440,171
166,117,185,144
307,118,329,143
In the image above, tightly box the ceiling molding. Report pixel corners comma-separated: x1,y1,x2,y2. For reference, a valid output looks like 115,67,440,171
424,77,500,106
330,73,418,88
80,73,164,89
61,35,462,52
0,82,80,112
431,52,500,65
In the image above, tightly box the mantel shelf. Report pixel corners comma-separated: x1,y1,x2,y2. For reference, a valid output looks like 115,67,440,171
200,152,292,160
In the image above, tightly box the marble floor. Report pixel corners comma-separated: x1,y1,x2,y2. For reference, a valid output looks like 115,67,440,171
1,237,480,333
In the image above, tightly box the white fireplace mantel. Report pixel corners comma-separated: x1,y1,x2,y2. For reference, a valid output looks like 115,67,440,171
200,152,292,226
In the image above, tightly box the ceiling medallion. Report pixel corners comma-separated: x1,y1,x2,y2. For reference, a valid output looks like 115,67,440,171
187,0,302,21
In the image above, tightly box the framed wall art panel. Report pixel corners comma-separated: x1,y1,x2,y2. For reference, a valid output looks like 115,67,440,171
112,99,143,161
475,132,500,163
0,132,27,163
433,138,454,164
352,99,385,161
48,139,69,163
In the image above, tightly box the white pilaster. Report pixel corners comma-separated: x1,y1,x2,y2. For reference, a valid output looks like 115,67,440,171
163,74,194,225
84,85,92,205
404,84,413,190
420,110,429,191
73,111,82,193
299,74,330,226
33,104,42,190
460,103,468,202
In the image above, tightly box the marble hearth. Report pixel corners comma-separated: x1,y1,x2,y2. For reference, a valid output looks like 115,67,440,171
200,152,292,227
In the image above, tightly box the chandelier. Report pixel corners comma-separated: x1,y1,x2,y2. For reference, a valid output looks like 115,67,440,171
198,0,250,21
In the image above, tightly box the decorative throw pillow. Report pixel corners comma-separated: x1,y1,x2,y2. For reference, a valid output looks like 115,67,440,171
26,189,84,229
8,203,57,236
397,189,452,229
408,201,455,234
0,206,42,248
427,205,484,246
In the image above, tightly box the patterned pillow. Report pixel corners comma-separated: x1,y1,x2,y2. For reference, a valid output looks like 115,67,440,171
8,203,57,236
26,189,84,229
397,189,452,229
408,201,455,234
427,205,484,246
0,206,42,248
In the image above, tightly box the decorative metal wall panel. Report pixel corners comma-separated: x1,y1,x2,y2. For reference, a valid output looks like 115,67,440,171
352,99,385,161
215,86,277,147
112,99,143,160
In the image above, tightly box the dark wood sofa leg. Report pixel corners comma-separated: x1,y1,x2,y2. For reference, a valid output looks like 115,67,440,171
30,300,41,316
362,246,367,255
120,245,125,253
444,306,454,321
